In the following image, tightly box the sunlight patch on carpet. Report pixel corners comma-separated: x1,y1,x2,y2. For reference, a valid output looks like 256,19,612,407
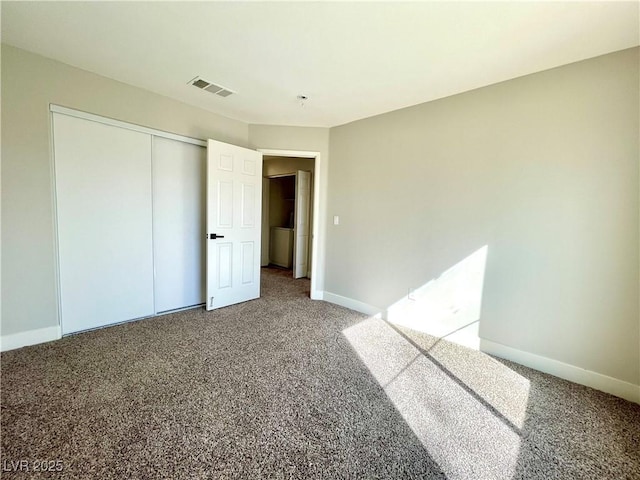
343,317,530,479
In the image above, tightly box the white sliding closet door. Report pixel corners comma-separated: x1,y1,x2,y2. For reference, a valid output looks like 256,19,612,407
152,136,206,312
53,113,154,334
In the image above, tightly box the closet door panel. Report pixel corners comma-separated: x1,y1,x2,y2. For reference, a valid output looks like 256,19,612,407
152,136,206,312
53,113,154,334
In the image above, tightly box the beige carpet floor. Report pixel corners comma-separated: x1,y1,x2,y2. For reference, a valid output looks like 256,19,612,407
1,267,639,479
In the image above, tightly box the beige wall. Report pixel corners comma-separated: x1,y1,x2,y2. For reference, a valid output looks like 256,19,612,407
1,44,249,336
263,156,315,178
249,125,330,293
2,42,638,393
327,48,639,385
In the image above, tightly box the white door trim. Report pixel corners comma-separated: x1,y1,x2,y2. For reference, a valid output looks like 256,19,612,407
258,149,322,300
50,105,207,147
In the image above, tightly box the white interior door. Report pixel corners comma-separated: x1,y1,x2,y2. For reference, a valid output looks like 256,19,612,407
152,136,206,313
206,139,263,310
53,113,154,334
293,170,311,279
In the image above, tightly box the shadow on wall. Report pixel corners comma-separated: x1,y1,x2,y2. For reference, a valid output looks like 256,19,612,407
342,246,640,479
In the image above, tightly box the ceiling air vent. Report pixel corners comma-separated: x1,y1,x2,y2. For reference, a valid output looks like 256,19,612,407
189,76,235,98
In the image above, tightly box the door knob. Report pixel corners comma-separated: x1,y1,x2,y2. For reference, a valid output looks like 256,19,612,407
209,233,225,239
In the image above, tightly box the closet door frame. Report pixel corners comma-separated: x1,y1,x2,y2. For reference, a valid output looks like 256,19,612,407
49,105,207,334
50,105,206,148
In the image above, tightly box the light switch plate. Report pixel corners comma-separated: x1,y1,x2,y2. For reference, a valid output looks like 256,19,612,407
333,215,340,225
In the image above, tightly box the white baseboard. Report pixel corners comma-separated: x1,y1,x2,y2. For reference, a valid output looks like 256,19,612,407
480,338,640,404
322,291,382,317
1,326,62,352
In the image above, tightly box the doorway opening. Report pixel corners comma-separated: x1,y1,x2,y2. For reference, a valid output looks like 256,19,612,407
264,174,296,269
259,150,321,299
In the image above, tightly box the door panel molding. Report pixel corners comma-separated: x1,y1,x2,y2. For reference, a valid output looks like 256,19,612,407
207,140,263,310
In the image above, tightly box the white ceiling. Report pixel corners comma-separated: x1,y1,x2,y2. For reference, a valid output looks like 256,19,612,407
2,2,638,127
